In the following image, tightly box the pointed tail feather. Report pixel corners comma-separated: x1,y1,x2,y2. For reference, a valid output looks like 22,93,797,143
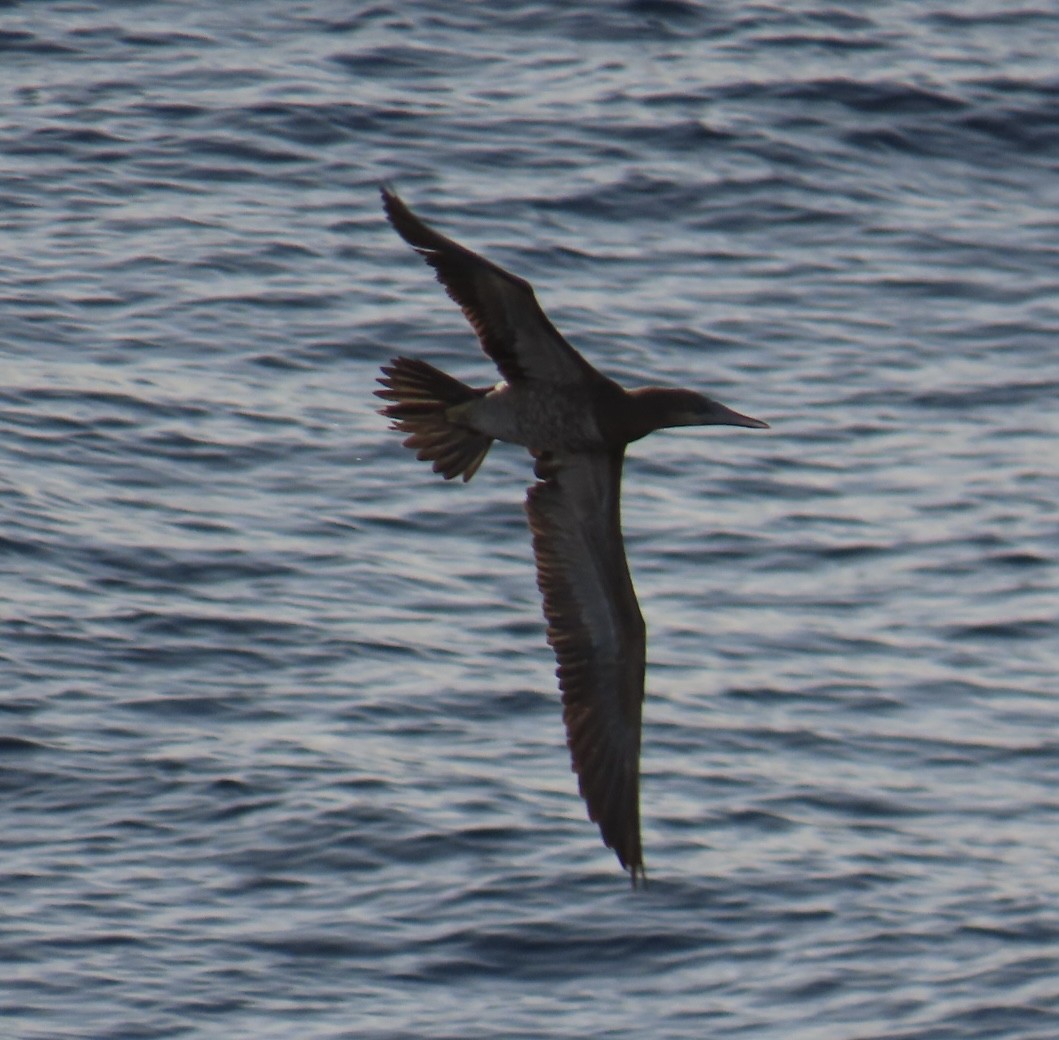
375,357,494,482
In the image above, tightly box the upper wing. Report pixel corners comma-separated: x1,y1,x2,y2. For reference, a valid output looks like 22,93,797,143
381,186,596,386
525,449,647,883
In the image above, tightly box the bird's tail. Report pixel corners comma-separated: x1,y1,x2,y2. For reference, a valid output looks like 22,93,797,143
375,357,494,482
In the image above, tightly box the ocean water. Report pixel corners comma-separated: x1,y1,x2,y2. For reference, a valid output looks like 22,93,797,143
2,2,1058,1037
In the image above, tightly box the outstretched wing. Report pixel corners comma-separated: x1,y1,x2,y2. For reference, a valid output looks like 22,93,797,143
381,186,596,386
525,449,646,884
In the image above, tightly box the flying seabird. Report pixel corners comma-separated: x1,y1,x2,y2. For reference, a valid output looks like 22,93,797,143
376,187,768,885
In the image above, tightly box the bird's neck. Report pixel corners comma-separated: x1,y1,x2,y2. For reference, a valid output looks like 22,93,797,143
620,387,685,443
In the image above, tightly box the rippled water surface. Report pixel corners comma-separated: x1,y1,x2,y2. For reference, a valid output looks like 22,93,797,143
2,2,1059,1038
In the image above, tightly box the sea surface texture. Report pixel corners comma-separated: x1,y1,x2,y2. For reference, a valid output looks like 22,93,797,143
2,3,1058,1038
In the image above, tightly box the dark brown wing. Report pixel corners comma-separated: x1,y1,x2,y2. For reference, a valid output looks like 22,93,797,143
525,449,646,884
381,186,597,386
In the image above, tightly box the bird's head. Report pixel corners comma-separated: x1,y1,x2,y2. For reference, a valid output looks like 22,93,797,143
626,387,768,441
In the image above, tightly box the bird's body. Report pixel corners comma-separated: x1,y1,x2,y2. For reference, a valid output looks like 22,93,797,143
459,379,613,451
376,187,767,885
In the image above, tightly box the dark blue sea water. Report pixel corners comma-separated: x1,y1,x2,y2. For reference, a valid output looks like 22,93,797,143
2,2,1058,1037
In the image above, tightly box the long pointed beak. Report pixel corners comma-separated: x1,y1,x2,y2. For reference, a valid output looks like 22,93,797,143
708,401,770,429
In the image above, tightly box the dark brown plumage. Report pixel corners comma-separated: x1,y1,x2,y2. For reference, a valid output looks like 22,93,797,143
376,186,768,885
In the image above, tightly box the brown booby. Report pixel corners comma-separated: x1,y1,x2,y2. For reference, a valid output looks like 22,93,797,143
376,187,768,886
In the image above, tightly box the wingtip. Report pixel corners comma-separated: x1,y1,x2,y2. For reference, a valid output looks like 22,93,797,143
379,181,401,221
379,183,442,255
